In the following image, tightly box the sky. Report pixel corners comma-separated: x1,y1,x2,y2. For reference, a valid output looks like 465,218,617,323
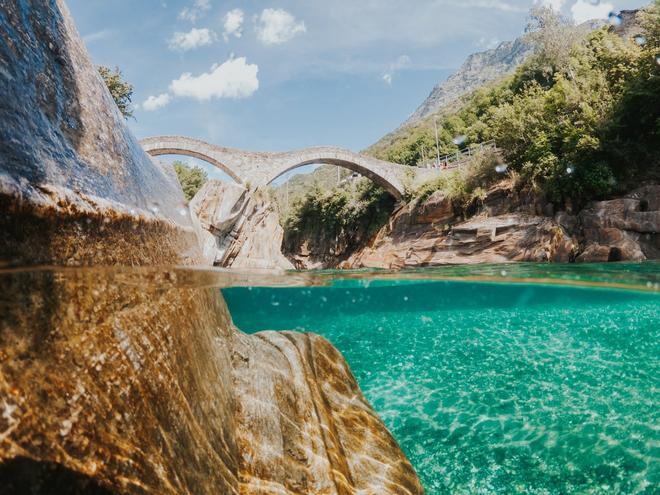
68,0,648,182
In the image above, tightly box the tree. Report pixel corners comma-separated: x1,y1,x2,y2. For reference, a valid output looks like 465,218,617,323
173,161,208,201
520,6,581,88
98,66,134,119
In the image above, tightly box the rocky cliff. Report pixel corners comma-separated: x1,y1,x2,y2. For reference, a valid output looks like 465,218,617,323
344,183,660,269
189,180,294,270
0,1,421,493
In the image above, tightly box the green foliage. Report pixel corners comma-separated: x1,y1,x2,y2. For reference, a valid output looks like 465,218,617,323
98,66,134,119
379,4,660,206
282,178,395,259
173,161,208,201
415,151,503,210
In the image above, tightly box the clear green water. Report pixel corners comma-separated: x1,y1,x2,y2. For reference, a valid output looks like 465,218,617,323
223,264,660,494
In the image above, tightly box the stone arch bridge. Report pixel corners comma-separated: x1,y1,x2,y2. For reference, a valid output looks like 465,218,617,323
141,136,442,200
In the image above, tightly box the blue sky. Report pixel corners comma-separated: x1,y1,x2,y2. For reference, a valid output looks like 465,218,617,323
69,0,647,158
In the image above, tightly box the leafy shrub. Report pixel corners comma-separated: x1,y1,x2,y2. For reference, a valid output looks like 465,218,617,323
173,161,208,201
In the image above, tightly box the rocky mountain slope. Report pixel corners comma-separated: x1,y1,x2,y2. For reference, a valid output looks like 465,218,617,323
407,37,533,126
368,37,533,156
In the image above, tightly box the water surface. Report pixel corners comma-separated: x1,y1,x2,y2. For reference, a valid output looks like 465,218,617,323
224,263,659,494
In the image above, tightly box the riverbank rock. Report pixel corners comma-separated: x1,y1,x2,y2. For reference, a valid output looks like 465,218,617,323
575,185,660,262
0,1,420,493
348,212,575,268
345,181,659,268
220,189,295,270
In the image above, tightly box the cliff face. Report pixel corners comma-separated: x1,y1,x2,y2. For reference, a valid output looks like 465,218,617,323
189,180,294,270
344,184,660,269
0,1,421,493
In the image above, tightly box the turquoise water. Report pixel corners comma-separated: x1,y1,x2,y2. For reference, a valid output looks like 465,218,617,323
223,265,660,494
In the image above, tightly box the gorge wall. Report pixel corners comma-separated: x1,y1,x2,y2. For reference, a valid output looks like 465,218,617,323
0,2,422,494
344,182,660,269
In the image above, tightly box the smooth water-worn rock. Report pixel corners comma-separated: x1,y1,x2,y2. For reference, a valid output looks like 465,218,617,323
0,0,201,266
0,269,422,495
0,1,420,493
187,181,293,270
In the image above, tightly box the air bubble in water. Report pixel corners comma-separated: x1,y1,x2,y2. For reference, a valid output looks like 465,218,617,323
656,55,660,66
500,270,507,277
495,164,508,173
179,208,188,216
452,135,466,146
634,35,646,46
566,166,574,174
608,12,622,26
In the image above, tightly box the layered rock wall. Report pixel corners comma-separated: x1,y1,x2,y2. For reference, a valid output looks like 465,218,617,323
345,184,659,269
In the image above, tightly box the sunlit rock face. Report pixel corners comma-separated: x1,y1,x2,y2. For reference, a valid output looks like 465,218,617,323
345,183,659,268
346,187,577,268
0,1,421,493
575,185,660,262
0,0,200,266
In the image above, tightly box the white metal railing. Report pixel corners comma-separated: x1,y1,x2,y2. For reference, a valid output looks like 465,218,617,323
416,140,497,170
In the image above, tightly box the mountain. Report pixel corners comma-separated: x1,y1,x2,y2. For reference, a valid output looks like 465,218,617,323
404,37,533,126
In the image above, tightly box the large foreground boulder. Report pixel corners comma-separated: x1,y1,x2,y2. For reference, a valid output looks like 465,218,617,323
0,1,421,493
0,0,201,266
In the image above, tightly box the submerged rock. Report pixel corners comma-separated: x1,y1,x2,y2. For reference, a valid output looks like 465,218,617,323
0,1,420,493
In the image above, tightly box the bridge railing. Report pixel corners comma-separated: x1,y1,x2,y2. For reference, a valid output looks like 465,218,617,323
415,140,497,170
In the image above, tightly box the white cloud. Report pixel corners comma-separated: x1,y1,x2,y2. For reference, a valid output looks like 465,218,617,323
382,55,411,85
570,0,614,24
256,9,306,45
535,0,566,11
169,57,259,101
168,27,216,51
223,9,244,42
179,0,212,23
142,93,171,111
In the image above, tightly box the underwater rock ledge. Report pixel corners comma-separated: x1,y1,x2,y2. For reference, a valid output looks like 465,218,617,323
0,0,422,493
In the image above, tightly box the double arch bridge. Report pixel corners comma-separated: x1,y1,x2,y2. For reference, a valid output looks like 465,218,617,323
140,136,442,201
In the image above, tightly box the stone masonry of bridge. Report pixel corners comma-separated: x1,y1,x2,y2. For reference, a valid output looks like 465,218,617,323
140,136,442,200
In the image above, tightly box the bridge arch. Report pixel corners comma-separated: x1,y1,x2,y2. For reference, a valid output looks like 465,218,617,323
140,136,244,184
265,154,403,200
